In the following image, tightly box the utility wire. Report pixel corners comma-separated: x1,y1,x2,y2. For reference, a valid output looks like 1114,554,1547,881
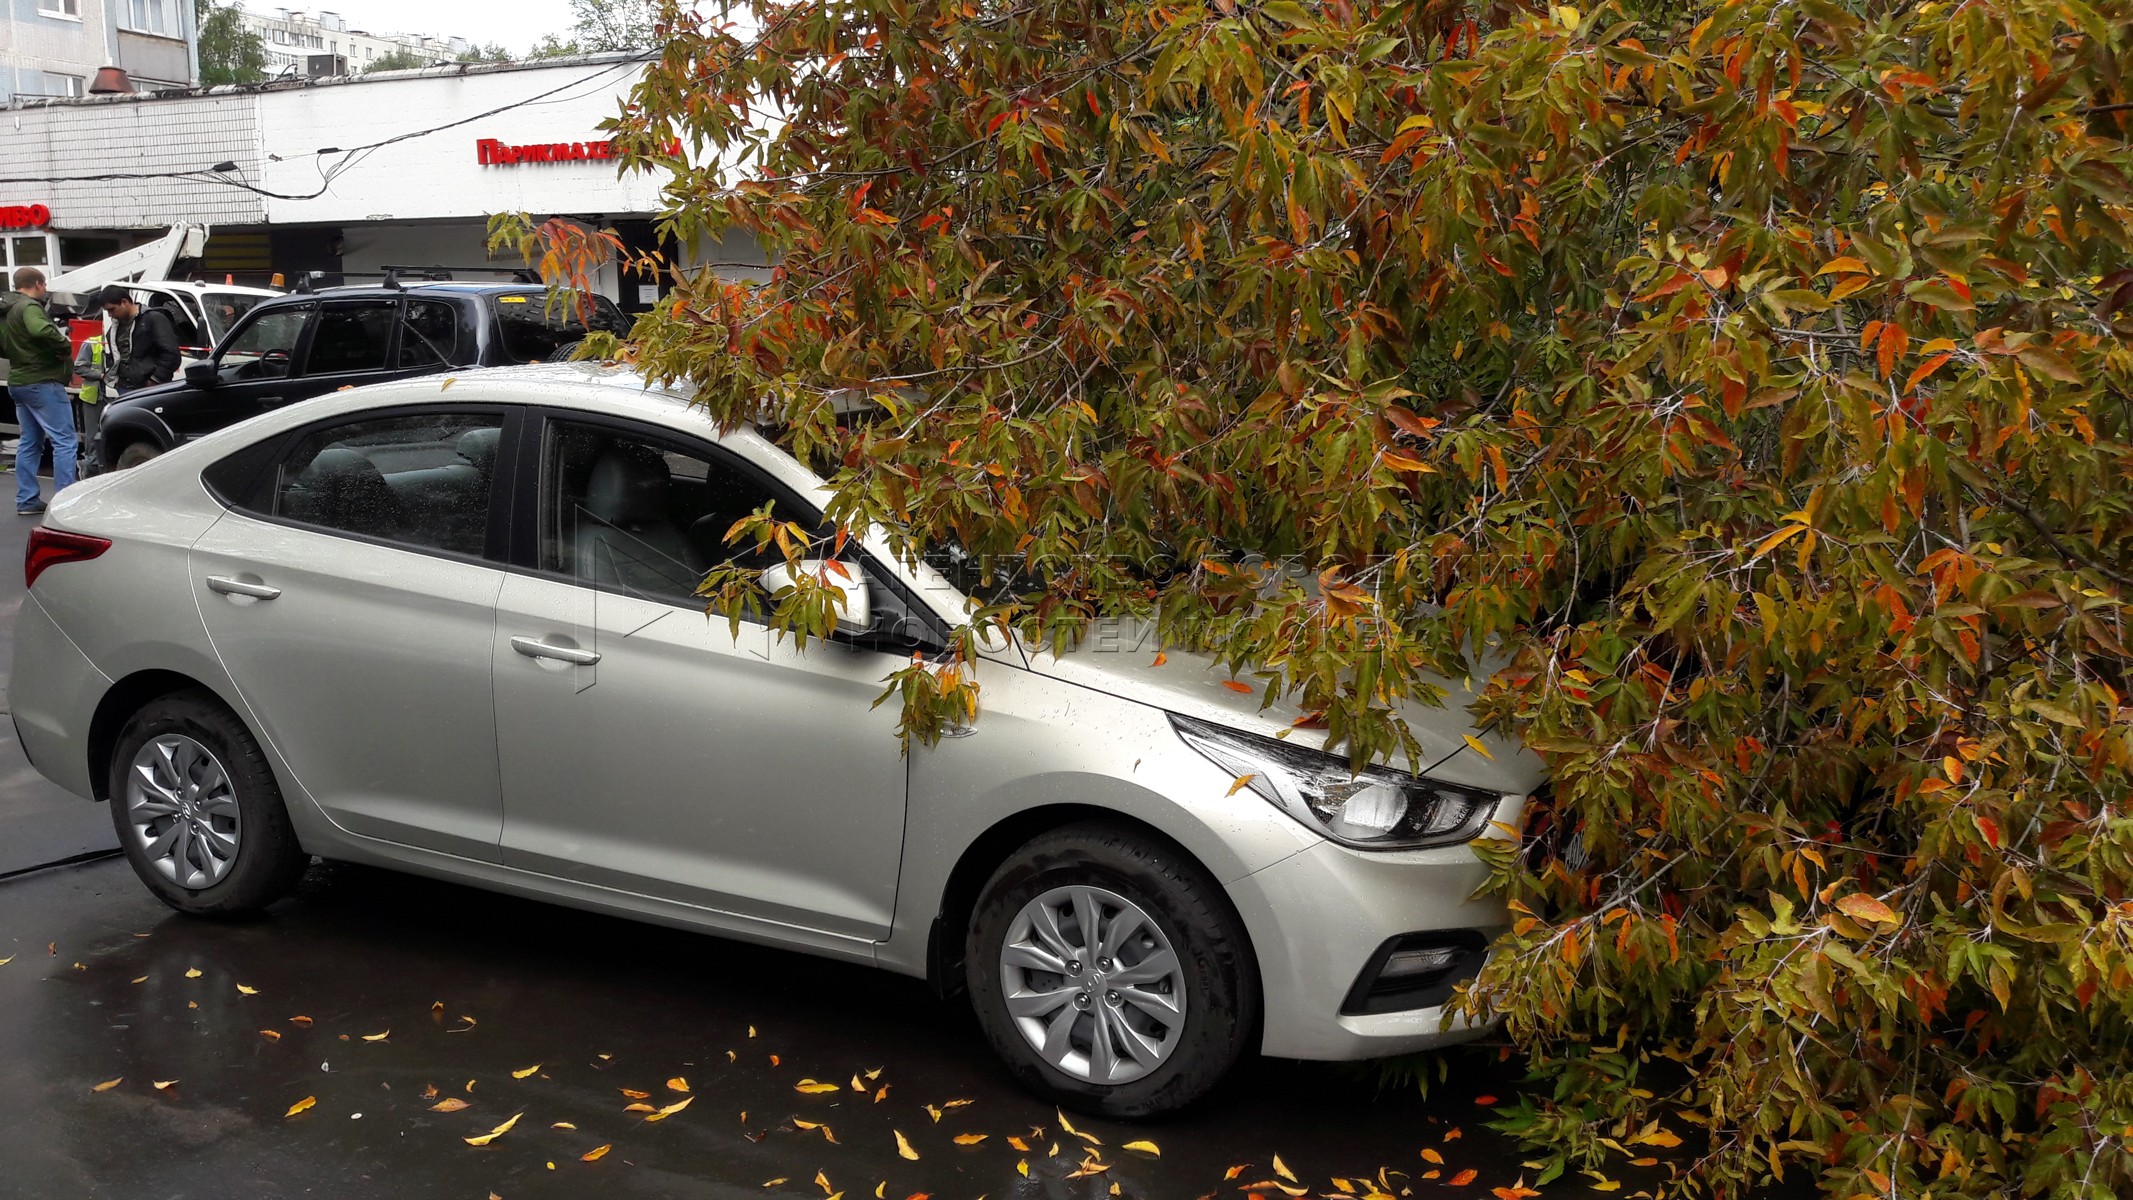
0,54,651,199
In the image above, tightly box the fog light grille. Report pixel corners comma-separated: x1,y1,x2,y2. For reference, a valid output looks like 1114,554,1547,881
1339,931,1489,1015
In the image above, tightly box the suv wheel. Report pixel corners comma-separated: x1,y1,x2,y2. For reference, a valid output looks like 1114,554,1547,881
965,823,1258,1117
114,441,161,470
107,690,308,916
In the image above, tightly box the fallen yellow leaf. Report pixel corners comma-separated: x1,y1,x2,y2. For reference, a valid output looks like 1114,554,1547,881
130,976,146,984
361,1030,390,1042
1007,1136,1029,1151
259,1029,282,1041
666,1076,690,1093
551,1122,575,1130
894,1129,919,1160
582,1144,611,1162
620,1087,650,1099
873,1085,889,1103
1122,1140,1160,1156
953,1133,988,1146
153,1080,178,1090
464,1112,523,1146
92,1077,123,1093
285,1096,316,1117
511,1064,541,1079
430,1098,471,1113
236,984,259,995
851,1073,867,1092
794,1079,842,1094
1017,1161,1029,1177
184,967,202,978
1422,1148,1444,1164
1225,1166,1248,1180
942,1098,974,1110
645,1096,693,1122
1274,1155,1298,1182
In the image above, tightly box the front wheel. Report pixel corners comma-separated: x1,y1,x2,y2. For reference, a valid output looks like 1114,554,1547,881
965,824,1258,1118
107,689,308,916
114,441,162,470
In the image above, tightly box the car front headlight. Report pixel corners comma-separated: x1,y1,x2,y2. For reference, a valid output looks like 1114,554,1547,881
1170,714,1499,849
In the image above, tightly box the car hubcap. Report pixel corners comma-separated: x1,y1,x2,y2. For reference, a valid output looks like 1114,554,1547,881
999,885,1187,1084
125,735,241,889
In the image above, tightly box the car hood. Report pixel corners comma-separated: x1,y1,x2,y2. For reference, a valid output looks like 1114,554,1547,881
1017,622,1546,796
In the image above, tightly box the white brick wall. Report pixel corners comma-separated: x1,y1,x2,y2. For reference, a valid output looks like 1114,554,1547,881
1,91,266,227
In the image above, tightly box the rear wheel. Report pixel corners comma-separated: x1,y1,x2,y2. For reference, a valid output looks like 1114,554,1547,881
114,441,161,470
965,824,1258,1117
107,690,307,916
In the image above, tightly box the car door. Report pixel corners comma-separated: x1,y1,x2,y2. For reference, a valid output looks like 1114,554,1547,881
160,302,316,439
490,411,914,940
191,405,518,861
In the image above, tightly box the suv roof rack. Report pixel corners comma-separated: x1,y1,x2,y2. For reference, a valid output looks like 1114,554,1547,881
291,266,544,294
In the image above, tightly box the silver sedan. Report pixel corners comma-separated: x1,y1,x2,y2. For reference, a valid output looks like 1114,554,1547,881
10,364,1544,1116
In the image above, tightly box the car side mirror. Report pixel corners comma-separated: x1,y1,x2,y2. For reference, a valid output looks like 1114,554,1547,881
759,559,874,637
184,362,218,387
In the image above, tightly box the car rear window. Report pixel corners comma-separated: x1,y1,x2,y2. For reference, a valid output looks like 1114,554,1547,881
491,291,629,363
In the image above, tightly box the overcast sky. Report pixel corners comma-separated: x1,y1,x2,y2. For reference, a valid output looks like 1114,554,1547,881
258,2,581,53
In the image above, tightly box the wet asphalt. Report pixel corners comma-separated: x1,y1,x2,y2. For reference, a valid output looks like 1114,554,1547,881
1,856,1549,1200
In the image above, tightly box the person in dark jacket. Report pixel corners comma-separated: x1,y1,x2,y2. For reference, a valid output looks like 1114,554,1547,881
96,286,182,394
2,267,78,514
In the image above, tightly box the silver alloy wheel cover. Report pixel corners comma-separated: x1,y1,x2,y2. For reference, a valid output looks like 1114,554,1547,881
125,734,242,889
998,884,1188,1084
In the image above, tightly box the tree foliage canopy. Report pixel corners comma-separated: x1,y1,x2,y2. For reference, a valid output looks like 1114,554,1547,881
593,0,2133,1194
195,0,267,86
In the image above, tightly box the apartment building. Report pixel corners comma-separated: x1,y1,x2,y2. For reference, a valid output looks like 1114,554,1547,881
238,7,468,76
0,0,199,102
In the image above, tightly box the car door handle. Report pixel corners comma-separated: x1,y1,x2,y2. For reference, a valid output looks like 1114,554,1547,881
206,575,281,600
511,636,600,666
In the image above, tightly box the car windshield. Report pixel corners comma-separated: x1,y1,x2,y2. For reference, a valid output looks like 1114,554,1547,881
492,290,630,363
203,292,269,342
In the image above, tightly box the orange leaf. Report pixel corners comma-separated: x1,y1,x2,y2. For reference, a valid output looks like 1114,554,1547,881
285,1095,316,1117
1449,1169,1479,1186
582,1144,612,1162
1221,680,1255,695
431,1098,472,1113
1836,893,1900,926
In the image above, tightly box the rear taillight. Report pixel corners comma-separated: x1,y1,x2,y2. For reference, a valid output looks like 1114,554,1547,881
25,527,112,590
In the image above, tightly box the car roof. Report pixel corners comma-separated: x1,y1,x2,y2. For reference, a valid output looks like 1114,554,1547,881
129,281,284,298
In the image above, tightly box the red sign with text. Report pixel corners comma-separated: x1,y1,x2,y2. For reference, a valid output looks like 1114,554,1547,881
476,137,679,166
1,204,52,230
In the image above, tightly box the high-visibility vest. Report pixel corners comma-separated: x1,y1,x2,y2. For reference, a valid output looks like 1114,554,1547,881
78,338,106,405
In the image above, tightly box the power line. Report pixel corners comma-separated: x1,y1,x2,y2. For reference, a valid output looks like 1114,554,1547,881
0,55,652,199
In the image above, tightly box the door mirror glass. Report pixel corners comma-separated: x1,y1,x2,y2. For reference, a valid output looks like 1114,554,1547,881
184,361,217,387
760,560,874,635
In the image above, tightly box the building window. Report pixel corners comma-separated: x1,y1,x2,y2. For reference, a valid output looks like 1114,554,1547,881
120,0,179,37
37,0,82,19
42,73,84,97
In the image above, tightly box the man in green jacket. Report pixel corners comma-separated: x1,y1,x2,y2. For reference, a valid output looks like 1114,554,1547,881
1,267,79,515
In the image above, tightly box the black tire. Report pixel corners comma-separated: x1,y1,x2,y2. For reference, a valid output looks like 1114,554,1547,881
114,441,161,470
106,689,308,916
965,823,1258,1118
544,339,584,363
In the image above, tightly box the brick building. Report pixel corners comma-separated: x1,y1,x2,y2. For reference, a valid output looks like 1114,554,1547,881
0,53,764,308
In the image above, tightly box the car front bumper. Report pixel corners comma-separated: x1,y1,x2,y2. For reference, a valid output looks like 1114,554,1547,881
1225,810,1517,1061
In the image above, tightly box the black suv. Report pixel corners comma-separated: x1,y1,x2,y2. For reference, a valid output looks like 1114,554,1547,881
95,282,627,471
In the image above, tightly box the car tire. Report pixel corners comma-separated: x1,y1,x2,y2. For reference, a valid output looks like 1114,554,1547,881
114,441,161,470
965,823,1258,1118
106,689,308,917
544,340,583,363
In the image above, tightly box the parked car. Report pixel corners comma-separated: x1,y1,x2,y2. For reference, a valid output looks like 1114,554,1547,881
101,280,283,372
10,364,1543,1116
93,282,627,471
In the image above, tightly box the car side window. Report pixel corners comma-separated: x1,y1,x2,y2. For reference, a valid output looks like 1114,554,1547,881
539,420,822,606
215,305,312,381
399,300,458,368
269,412,506,558
305,301,396,376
